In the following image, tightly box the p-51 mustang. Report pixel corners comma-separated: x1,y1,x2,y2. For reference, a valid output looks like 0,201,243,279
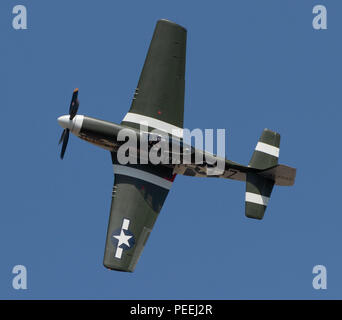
57,19,296,272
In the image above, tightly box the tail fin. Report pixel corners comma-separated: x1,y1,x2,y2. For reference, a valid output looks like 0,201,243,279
259,164,296,186
245,129,280,220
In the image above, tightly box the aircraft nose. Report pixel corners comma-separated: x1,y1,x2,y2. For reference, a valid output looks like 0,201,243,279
57,114,84,135
57,115,71,130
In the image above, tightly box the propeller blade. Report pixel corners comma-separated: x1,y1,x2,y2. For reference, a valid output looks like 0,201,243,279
58,129,66,145
58,89,79,159
60,129,70,159
69,88,79,120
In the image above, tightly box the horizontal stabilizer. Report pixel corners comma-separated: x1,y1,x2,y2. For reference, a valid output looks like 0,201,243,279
245,173,274,220
249,129,280,169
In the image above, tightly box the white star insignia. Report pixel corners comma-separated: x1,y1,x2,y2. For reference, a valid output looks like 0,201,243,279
113,229,132,248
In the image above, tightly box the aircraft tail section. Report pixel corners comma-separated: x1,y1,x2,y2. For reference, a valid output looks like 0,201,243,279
174,128,296,219
245,129,296,219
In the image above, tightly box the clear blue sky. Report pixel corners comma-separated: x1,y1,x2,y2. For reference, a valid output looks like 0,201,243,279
0,0,341,299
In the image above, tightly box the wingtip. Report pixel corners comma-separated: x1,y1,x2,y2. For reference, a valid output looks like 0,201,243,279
157,19,187,32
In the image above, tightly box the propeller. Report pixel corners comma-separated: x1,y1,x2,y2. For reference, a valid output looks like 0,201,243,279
69,88,80,120
58,88,79,159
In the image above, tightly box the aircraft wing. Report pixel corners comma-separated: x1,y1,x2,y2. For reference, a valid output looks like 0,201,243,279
103,19,186,271
121,19,187,138
103,154,176,272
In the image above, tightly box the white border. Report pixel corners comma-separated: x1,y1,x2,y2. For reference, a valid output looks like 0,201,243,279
245,192,270,206
113,165,173,190
255,142,279,158
122,112,183,138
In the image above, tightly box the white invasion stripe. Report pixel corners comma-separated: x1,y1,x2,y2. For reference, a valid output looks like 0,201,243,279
122,112,183,138
113,165,172,190
255,142,280,158
245,192,270,206
122,218,130,230
72,115,84,135
115,247,123,259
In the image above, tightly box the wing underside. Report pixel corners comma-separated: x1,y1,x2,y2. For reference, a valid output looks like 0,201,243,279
121,19,187,136
103,154,175,272
104,19,186,271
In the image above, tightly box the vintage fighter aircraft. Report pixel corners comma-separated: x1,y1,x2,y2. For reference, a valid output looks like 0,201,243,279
57,19,296,272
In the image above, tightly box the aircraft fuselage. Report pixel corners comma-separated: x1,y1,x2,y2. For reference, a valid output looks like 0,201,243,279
57,114,251,180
